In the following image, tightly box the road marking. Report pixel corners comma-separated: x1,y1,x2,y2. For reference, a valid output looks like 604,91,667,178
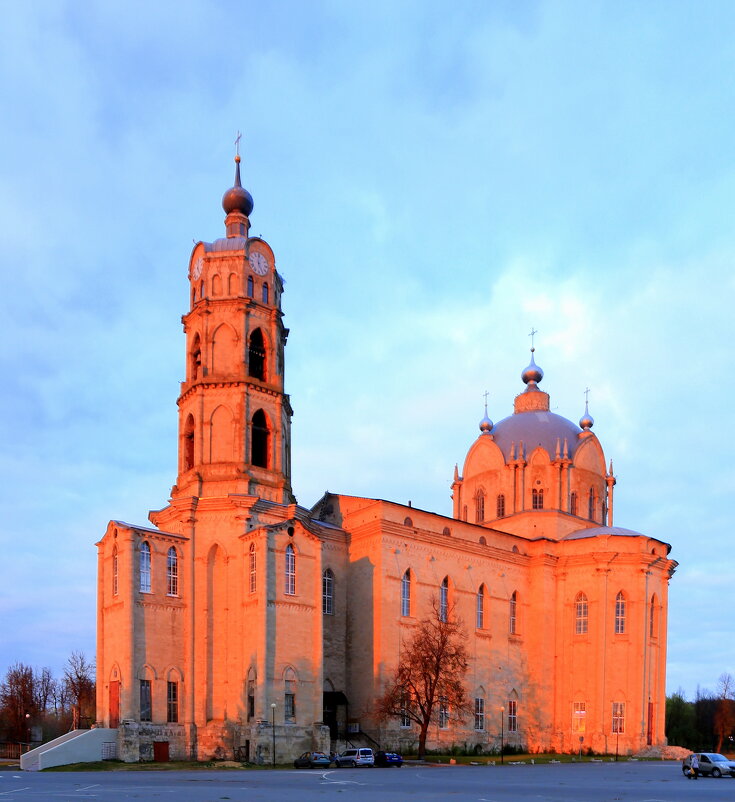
0,788,31,796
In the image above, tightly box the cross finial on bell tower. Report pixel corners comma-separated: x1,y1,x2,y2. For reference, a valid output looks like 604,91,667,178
529,327,538,351
234,130,242,158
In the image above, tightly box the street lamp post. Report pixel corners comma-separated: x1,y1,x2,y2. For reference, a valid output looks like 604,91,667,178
499,707,504,765
271,703,277,767
25,713,30,752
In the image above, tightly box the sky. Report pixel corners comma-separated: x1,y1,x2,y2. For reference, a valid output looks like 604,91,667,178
1,0,734,702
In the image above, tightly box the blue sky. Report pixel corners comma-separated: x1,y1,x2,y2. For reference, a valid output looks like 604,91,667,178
1,0,733,701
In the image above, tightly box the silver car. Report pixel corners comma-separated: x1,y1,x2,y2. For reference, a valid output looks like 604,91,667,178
682,752,735,778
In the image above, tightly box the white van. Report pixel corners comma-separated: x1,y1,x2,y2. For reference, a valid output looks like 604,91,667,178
334,747,375,767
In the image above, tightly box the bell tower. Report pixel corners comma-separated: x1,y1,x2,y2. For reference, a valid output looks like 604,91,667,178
171,153,294,504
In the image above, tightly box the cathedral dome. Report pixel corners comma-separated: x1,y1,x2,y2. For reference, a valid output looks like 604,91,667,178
490,409,583,461
222,155,254,217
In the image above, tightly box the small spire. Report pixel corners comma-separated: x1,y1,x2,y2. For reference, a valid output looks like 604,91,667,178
521,332,544,389
222,135,254,221
563,438,569,458
555,437,561,459
579,388,594,430
479,390,493,435
454,464,459,481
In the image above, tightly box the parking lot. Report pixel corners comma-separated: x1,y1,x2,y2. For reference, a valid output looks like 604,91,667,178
2,760,734,801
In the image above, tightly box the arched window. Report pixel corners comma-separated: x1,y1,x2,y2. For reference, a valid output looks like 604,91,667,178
509,590,518,634
247,275,254,297
262,282,269,304
323,569,334,614
588,487,595,520
615,591,626,634
532,488,544,509
249,543,256,594
189,334,201,381
401,570,411,617
167,547,178,596
475,489,485,522
570,491,578,516
112,546,118,596
496,494,505,518
575,592,588,634
285,544,295,595
228,272,237,295
508,698,518,732
251,409,269,468
140,541,151,593
440,576,449,622
183,414,195,471
476,584,485,629
212,273,222,296
403,516,413,527
650,594,657,638
198,280,204,299
248,328,266,380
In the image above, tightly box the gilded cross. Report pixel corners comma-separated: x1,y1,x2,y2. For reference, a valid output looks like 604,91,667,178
235,131,242,157
528,328,538,349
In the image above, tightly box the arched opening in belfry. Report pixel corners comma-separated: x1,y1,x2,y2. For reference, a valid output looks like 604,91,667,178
183,414,195,471
189,334,202,381
248,328,266,380
251,409,269,468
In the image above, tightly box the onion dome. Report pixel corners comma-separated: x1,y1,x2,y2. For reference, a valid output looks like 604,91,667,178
479,410,493,435
222,155,254,217
579,399,594,430
521,348,544,387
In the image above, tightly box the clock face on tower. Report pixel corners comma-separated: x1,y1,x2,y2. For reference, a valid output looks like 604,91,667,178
248,252,269,276
192,257,203,280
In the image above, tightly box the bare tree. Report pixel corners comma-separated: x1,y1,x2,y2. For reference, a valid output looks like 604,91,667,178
376,602,470,758
714,672,735,753
63,652,95,729
0,663,38,741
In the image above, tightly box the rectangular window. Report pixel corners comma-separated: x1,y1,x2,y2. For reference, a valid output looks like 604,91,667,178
285,546,295,595
496,494,505,518
167,549,178,596
612,702,625,734
532,488,544,509
401,572,411,617
476,588,484,629
247,681,255,721
322,570,334,615
509,592,517,635
474,697,485,731
285,693,295,720
140,545,151,593
400,694,411,728
167,681,178,723
507,700,517,732
439,697,449,729
140,679,152,722
572,701,586,733
615,594,626,634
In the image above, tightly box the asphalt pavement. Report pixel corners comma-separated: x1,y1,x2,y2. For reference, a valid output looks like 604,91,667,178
1,760,733,801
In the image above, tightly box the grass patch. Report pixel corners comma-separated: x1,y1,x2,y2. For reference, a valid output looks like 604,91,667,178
45,760,293,772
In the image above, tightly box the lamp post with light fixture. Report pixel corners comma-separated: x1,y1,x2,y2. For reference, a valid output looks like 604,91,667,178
500,706,504,764
271,703,277,767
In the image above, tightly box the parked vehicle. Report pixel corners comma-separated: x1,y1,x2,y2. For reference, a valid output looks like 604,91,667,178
294,751,332,769
682,753,735,778
334,747,375,767
375,750,403,767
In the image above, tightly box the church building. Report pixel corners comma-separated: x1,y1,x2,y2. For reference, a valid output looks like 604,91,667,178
95,156,677,763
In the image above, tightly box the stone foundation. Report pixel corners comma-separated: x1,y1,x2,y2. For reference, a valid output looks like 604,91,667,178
116,720,330,764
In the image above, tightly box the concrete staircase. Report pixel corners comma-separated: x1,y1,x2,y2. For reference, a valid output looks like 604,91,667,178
20,728,117,771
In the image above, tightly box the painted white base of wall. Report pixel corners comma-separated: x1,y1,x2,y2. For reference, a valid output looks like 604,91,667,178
20,728,117,771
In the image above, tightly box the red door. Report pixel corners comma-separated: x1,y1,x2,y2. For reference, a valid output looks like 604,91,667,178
109,681,120,729
153,742,170,762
